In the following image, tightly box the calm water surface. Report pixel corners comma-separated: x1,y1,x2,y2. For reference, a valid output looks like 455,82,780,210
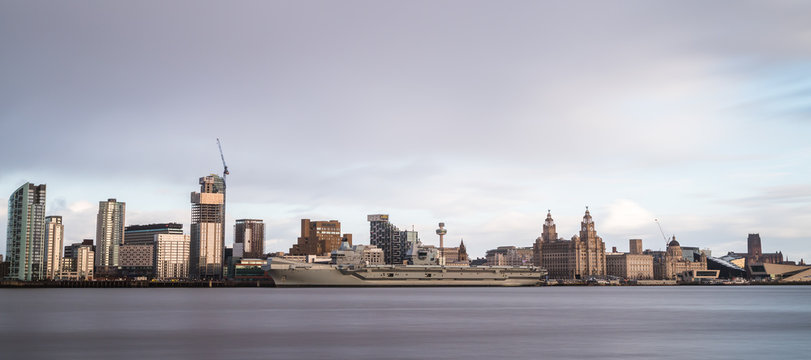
1,286,810,359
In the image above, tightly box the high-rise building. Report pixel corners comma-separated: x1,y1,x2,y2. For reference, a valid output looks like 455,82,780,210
235,219,265,259
5,183,47,281
190,175,225,279
289,219,350,256
95,198,126,272
533,209,607,279
44,216,64,280
154,234,191,279
368,214,406,265
124,223,183,245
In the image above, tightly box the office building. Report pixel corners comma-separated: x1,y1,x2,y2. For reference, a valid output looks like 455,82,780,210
289,219,350,256
605,239,654,280
154,233,191,280
124,223,183,245
95,198,126,273
533,209,607,279
5,183,47,281
60,241,95,280
44,215,64,280
486,246,534,266
235,219,265,259
191,174,225,279
368,214,405,265
119,244,154,278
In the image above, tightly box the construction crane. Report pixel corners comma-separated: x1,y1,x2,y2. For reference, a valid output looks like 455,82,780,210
217,138,230,178
654,218,671,248
216,138,229,277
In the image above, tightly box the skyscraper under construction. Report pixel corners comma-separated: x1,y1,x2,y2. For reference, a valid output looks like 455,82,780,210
190,174,225,279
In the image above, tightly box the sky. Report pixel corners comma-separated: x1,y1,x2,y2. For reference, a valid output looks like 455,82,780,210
1,1,810,261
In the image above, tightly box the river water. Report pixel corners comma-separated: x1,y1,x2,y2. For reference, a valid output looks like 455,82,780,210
1,286,809,359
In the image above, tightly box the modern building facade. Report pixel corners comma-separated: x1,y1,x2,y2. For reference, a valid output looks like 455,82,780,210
124,223,183,245
119,244,154,278
289,219,350,256
5,183,47,281
368,214,405,265
95,198,126,272
154,233,191,280
60,241,95,280
533,209,607,279
190,175,225,279
44,215,64,280
235,219,265,259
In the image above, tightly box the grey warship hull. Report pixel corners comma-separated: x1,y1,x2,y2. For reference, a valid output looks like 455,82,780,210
268,261,545,287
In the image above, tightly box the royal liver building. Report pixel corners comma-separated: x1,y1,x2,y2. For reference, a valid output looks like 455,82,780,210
533,208,606,279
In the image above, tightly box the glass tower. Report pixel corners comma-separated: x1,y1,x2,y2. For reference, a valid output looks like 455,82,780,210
5,183,47,281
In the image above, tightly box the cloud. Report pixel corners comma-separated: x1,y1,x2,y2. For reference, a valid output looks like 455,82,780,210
601,199,657,235
2,2,811,260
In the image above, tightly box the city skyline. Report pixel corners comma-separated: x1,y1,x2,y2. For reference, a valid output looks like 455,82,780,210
1,2,810,261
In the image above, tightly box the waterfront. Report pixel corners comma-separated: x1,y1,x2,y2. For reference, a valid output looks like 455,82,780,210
1,286,810,359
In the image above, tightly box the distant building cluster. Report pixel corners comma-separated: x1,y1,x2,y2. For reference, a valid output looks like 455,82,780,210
2,180,809,284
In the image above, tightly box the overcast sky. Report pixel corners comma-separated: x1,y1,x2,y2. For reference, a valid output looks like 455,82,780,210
1,1,810,261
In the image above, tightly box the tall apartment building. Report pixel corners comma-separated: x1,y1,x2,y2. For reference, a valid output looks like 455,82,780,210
124,223,183,245
368,214,405,265
44,216,64,280
533,209,606,279
95,198,126,272
605,239,654,280
5,183,47,281
191,175,225,279
289,219,350,256
235,219,265,258
154,234,191,279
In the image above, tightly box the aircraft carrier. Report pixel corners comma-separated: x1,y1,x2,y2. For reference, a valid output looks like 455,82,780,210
267,220,546,286
267,258,545,287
